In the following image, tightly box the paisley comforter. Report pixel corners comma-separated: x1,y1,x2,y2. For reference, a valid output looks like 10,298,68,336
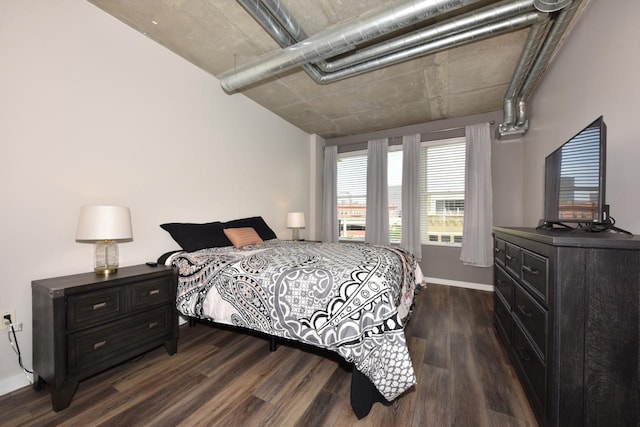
168,239,423,401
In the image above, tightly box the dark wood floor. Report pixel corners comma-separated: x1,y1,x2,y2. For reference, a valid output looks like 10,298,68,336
0,284,537,426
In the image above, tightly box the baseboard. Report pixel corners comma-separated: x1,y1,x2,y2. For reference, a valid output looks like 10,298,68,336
425,276,494,292
0,372,32,396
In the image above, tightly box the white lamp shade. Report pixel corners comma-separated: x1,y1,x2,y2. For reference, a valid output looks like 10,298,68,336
76,205,133,241
286,212,305,228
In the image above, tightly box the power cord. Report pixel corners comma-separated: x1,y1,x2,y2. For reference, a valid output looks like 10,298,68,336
4,314,33,384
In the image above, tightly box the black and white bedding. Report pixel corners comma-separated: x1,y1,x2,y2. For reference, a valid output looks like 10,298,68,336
166,239,423,407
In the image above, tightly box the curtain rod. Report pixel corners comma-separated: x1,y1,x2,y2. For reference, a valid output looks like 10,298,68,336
333,120,496,149
423,120,496,134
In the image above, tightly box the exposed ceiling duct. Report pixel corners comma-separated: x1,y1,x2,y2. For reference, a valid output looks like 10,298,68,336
223,0,580,138
497,0,582,138
533,0,573,12
220,0,483,92
260,0,536,73
239,0,546,85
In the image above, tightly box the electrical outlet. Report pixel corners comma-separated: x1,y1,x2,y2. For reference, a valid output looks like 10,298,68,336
1,309,16,331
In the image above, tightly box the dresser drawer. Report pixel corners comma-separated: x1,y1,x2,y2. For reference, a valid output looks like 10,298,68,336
521,250,548,303
67,286,126,331
504,243,522,279
494,290,512,345
494,238,506,266
67,306,172,375
494,265,514,308
129,276,172,312
513,322,546,417
514,283,547,357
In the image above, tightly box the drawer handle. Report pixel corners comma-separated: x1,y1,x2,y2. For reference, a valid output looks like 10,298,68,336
494,247,502,253
92,302,107,310
523,264,539,275
93,341,107,350
517,304,532,318
515,345,531,362
148,289,160,296
505,254,514,261
148,321,159,329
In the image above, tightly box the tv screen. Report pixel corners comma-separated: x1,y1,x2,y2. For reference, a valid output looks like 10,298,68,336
543,116,606,224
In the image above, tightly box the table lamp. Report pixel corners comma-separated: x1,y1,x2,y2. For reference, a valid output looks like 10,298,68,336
76,205,132,274
286,212,305,241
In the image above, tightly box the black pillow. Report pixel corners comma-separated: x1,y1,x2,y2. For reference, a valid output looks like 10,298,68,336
223,216,277,240
160,222,231,252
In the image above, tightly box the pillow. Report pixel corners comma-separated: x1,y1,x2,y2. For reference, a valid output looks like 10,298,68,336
223,216,277,240
160,222,231,251
223,227,264,248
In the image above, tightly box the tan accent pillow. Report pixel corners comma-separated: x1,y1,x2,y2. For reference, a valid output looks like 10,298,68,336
223,227,264,248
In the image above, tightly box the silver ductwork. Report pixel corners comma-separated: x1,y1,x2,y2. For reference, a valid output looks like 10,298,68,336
239,0,543,85
221,0,482,92
320,0,537,72
315,12,546,84
498,19,550,135
226,0,583,138
497,0,582,138
262,0,536,73
533,0,572,12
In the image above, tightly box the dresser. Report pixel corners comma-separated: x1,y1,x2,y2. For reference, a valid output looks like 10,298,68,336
493,227,639,427
32,264,178,411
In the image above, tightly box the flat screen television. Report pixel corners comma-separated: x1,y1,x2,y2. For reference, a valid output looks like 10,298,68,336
543,116,607,225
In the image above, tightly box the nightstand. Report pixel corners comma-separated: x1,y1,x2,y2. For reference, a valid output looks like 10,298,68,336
31,264,178,411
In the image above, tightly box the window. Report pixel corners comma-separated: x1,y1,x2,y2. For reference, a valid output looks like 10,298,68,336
336,137,465,246
337,151,367,241
337,147,402,242
419,137,466,246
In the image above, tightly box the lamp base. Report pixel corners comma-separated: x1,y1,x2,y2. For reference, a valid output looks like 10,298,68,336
94,240,119,275
291,228,300,241
95,266,118,275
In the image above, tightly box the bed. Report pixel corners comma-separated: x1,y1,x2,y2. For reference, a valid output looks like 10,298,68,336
160,216,423,418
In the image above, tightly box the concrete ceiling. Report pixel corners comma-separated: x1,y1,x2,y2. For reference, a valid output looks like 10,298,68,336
86,0,566,138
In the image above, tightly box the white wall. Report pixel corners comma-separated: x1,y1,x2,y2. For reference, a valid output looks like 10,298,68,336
0,0,309,393
522,0,640,233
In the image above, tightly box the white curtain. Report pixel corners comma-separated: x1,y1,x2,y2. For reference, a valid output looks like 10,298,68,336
365,138,389,245
401,134,422,260
460,122,493,267
322,145,339,243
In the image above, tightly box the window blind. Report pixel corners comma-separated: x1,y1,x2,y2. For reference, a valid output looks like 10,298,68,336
419,137,466,244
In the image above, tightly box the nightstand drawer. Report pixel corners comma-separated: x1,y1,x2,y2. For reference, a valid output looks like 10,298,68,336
67,306,172,375
129,276,172,311
67,286,126,330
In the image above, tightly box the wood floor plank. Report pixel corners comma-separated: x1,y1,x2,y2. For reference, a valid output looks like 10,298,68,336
0,285,538,427
449,331,491,427
214,395,275,427
294,389,346,427
413,364,450,427
255,356,338,426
